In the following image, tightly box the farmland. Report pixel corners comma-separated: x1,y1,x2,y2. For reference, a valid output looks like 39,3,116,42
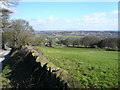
37,46,119,88
35,33,84,39
47,34,84,38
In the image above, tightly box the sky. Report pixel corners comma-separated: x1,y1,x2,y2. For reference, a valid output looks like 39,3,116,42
10,2,118,31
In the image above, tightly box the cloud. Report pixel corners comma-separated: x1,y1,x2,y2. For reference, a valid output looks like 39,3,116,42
80,11,117,30
92,12,106,17
20,0,119,2
47,16,59,21
29,17,66,30
83,16,112,24
111,10,119,15
30,16,59,25
76,18,80,22
64,19,72,23
29,10,117,31
83,12,112,24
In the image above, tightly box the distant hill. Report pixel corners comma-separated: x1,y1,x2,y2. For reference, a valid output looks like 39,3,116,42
34,30,118,38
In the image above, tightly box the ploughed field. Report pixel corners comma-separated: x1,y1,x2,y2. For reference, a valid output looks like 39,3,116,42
37,46,118,88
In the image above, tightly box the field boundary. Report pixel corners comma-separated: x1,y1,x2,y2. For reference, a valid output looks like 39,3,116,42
27,46,81,88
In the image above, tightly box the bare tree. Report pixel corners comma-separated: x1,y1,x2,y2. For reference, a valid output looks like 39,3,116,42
3,19,34,48
81,36,101,47
100,38,118,50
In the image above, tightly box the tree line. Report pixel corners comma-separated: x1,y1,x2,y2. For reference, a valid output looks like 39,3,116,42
60,36,119,51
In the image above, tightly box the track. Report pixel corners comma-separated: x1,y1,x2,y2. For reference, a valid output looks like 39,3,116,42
0,50,11,72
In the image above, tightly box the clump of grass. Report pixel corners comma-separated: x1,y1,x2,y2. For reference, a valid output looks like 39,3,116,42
0,63,12,88
10,50,18,57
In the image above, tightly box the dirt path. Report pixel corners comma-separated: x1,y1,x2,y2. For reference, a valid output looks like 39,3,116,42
0,50,11,72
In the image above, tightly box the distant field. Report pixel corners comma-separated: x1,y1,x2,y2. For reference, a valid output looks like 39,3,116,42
35,33,84,38
37,46,118,88
47,34,84,38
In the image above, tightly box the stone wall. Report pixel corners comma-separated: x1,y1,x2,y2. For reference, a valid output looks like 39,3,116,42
28,46,81,88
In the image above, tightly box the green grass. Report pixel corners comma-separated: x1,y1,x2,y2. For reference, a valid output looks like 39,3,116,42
0,60,12,88
37,46,119,88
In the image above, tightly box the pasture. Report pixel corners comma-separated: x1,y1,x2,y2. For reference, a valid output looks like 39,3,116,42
37,46,118,88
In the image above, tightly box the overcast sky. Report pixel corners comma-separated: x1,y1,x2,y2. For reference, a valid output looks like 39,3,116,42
10,2,118,31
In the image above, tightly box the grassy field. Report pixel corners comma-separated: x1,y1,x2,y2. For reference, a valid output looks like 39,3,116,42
37,46,119,88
